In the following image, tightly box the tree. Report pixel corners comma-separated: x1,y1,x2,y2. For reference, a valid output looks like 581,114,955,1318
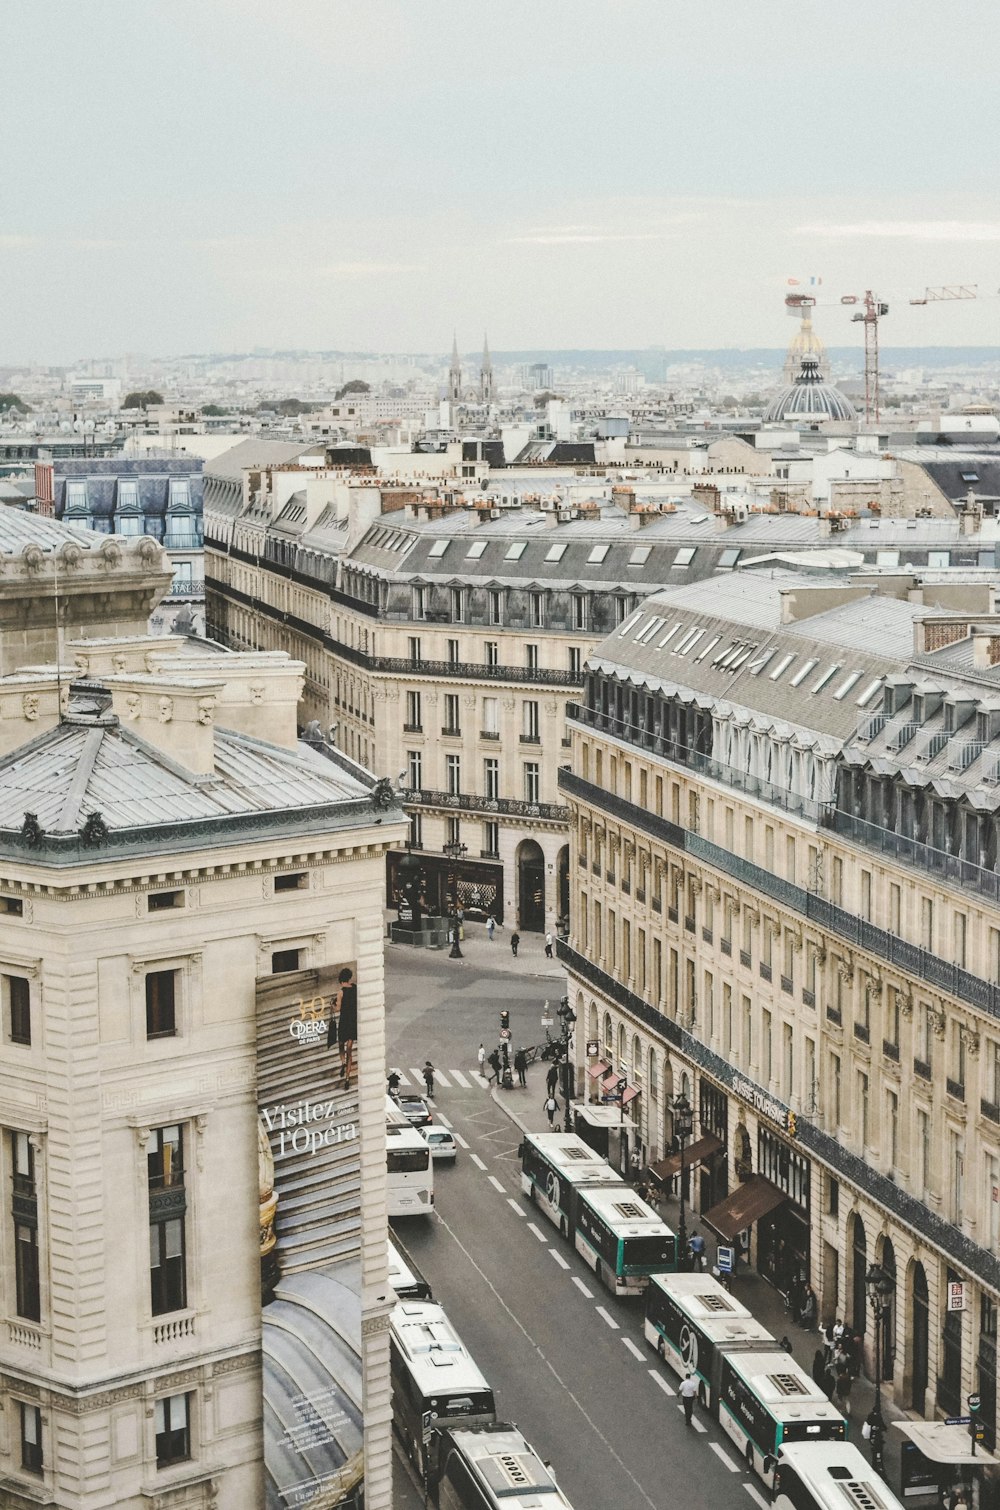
257,397,316,416
0,393,30,413
200,403,229,416
122,390,164,409
335,379,371,401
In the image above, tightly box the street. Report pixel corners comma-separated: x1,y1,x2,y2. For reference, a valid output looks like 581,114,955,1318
385,931,775,1510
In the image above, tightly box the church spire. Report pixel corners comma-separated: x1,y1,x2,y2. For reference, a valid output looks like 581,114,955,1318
449,333,462,404
480,332,493,406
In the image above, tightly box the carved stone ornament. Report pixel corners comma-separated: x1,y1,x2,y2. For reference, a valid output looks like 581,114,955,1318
80,811,109,847
960,1024,981,1058
249,685,265,705
125,693,141,720
545,700,558,715
502,698,515,712
20,812,43,849
21,693,39,721
836,953,854,984
928,1004,947,1040
898,992,914,1019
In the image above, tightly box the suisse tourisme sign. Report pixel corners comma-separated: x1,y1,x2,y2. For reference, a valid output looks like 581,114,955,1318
731,1074,793,1135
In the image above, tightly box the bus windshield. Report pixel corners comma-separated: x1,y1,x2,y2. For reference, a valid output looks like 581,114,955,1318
623,1234,676,1269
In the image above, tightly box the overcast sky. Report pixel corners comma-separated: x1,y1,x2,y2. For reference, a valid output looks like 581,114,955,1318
4,0,1000,363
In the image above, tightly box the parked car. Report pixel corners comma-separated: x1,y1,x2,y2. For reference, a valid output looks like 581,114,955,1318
397,1093,433,1127
420,1126,457,1161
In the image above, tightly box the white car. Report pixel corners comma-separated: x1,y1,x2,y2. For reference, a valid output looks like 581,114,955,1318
420,1126,457,1162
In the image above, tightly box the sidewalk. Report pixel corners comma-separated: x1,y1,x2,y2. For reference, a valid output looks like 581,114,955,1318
490,1072,909,1488
384,911,567,984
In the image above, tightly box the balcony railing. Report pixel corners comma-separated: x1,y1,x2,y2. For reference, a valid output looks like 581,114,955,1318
914,1058,932,1080
802,988,815,1007
759,962,772,982
982,1099,1000,1124
826,809,1000,904
882,1039,900,1062
946,1078,966,1102
377,656,582,686
781,975,793,995
407,788,568,822
165,579,205,600
480,730,500,741
853,1022,870,1044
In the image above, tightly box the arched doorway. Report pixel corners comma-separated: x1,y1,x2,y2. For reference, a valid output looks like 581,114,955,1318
556,845,569,933
850,1212,868,1336
910,1261,929,1411
878,1237,897,1381
516,839,545,932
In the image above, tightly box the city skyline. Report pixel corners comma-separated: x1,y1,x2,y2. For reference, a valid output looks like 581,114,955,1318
3,0,1000,364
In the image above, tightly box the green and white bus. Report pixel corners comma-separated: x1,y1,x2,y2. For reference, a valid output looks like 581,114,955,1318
643,1272,779,1411
773,1442,906,1510
717,1350,846,1486
519,1132,624,1238
574,1184,676,1295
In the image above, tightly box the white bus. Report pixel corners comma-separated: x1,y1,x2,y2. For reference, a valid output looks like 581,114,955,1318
389,1301,496,1478
574,1184,676,1295
717,1350,846,1485
387,1121,434,1218
431,1423,577,1510
643,1273,779,1412
519,1132,624,1237
387,1236,433,1301
774,1442,907,1510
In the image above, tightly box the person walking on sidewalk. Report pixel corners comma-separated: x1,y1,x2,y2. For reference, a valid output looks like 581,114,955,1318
477,1042,486,1077
487,1049,501,1086
544,931,553,959
544,1093,560,1127
546,1063,559,1097
422,1061,435,1097
514,1047,527,1087
511,931,520,957
679,1372,698,1425
487,915,496,941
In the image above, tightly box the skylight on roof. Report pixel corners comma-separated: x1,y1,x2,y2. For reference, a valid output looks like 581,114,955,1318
695,635,721,661
658,623,683,649
629,546,652,566
428,539,450,558
789,658,818,687
876,550,899,567
637,616,665,644
811,663,841,694
962,471,980,483
748,651,775,676
588,544,610,564
673,547,696,568
466,540,488,558
718,548,741,568
728,645,755,670
546,542,567,562
856,677,883,707
769,653,795,681
832,670,862,701
620,610,644,636
505,541,527,560
675,629,704,656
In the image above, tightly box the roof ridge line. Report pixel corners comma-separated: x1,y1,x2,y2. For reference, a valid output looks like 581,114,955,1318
52,726,106,833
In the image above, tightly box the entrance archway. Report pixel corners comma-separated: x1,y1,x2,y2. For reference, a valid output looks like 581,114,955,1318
850,1212,868,1336
910,1260,929,1411
516,839,545,932
878,1237,897,1380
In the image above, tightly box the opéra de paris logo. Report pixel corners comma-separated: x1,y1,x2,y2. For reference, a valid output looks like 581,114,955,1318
288,993,329,1043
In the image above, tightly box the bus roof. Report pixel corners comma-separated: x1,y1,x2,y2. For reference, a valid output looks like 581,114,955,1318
387,1122,428,1151
387,1238,432,1301
390,1302,491,1393
577,1184,674,1236
778,1440,906,1502
525,1132,625,1185
444,1424,576,1507
648,1272,755,1320
386,1095,408,1126
725,1352,844,1418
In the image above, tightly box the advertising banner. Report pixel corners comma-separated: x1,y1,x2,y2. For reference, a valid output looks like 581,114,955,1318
256,963,364,1510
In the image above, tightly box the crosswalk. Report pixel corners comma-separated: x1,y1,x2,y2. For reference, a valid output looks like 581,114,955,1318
396,1066,488,1090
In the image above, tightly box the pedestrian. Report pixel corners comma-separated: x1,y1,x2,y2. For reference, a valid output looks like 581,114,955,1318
546,1063,559,1097
487,914,496,941
832,1317,846,1348
630,1145,642,1180
514,1047,527,1087
477,1042,486,1076
798,1285,817,1329
811,1347,828,1391
544,931,553,959
544,1093,559,1127
834,1363,854,1416
501,1041,510,1075
329,966,357,1087
387,1068,401,1098
679,1371,698,1425
487,1049,501,1085
511,931,520,957
780,1335,793,1355
422,1060,434,1097
688,1232,706,1271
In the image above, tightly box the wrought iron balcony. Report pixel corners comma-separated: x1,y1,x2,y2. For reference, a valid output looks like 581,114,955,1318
407,788,568,822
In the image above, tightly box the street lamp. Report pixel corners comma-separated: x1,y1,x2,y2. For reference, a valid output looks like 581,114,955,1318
864,1261,896,1474
673,1090,694,1272
442,841,468,959
557,997,576,1132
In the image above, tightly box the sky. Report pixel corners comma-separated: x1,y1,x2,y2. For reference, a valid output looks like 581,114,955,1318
4,0,1000,364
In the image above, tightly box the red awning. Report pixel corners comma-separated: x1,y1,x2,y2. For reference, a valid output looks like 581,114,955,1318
702,1175,788,1242
587,1059,611,1080
601,1070,625,1093
647,1132,724,1187
621,1085,641,1107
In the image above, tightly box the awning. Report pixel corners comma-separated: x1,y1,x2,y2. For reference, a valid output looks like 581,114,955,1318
894,1421,998,1468
601,1070,625,1093
587,1060,611,1080
647,1133,725,1187
702,1175,788,1241
621,1086,641,1107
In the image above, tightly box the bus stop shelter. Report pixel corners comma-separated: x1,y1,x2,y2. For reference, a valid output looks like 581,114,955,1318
894,1421,999,1507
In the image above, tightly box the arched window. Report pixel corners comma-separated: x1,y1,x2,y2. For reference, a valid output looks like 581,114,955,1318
603,1013,612,1052
632,1035,643,1083
618,1024,627,1068
588,1000,598,1041
649,1050,658,1100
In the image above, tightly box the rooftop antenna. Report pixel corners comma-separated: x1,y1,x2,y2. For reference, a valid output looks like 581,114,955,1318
54,551,65,724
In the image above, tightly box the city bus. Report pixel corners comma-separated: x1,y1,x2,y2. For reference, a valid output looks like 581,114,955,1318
430,1422,577,1509
388,1236,433,1301
643,1273,780,1411
717,1350,846,1485
519,1132,624,1237
573,1184,676,1295
773,1441,907,1510
389,1301,497,1478
387,1121,434,1218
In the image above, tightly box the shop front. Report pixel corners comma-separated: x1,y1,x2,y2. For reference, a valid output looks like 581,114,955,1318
755,1125,811,1292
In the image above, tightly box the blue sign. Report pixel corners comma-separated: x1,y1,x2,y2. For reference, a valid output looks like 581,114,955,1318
945,1416,972,1427
717,1245,735,1273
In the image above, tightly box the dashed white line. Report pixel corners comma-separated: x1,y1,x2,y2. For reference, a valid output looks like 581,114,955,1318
435,1112,453,1128
622,1337,645,1361
572,1277,594,1298
434,1069,451,1088
408,1068,423,1085
549,1248,570,1270
595,1305,619,1331
648,1369,676,1397
692,1415,707,1434
745,1485,770,1510
470,1153,487,1171
528,1222,547,1243
507,1198,525,1217
710,1443,740,1473
450,1069,471,1088
488,1175,506,1194
452,1131,469,1149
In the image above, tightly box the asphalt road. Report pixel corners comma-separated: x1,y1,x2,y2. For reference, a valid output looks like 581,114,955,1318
385,938,773,1510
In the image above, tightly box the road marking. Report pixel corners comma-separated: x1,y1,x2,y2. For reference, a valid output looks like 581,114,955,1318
528,1222,547,1243
622,1338,645,1361
408,1068,424,1086
435,1112,453,1128
470,1154,487,1171
450,1069,471,1088
507,1198,526,1217
488,1175,506,1194
595,1305,619,1331
710,1444,740,1473
692,1416,707,1434
648,1369,676,1397
572,1277,594,1298
452,1131,469,1149
745,1486,770,1510
549,1248,570,1270
434,1069,451,1088
471,1072,488,1088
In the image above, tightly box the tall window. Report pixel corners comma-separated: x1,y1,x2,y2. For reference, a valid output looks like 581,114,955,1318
887,1089,899,1168
11,1132,39,1322
148,1125,187,1316
405,690,422,730
530,594,544,628
524,763,540,804
145,970,177,1040
522,701,539,742
447,638,459,665
446,755,461,796
483,821,499,857
446,817,461,848
5,974,30,1046
407,750,422,789
20,1402,42,1475
573,595,587,630
412,586,426,619
155,1393,191,1468
483,758,499,802
443,693,459,734
488,590,503,625
450,587,464,623
484,640,499,667
525,643,539,670
408,636,421,663
482,697,499,737
569,646,582,678
409,812,422,849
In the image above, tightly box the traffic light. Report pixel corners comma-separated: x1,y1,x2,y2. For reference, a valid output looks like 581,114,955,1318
500,1010,510,1032
786,1112,797,1139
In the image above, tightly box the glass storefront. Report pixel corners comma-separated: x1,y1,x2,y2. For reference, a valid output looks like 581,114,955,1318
756,1126,811,1291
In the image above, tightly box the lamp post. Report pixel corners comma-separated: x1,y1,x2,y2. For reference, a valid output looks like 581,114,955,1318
442,841,468,959
673,1090,694,1272
864,1261,896,1475
557,997,576,1132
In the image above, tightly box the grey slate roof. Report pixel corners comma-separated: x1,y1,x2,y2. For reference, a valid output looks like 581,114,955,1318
205,439,322,483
